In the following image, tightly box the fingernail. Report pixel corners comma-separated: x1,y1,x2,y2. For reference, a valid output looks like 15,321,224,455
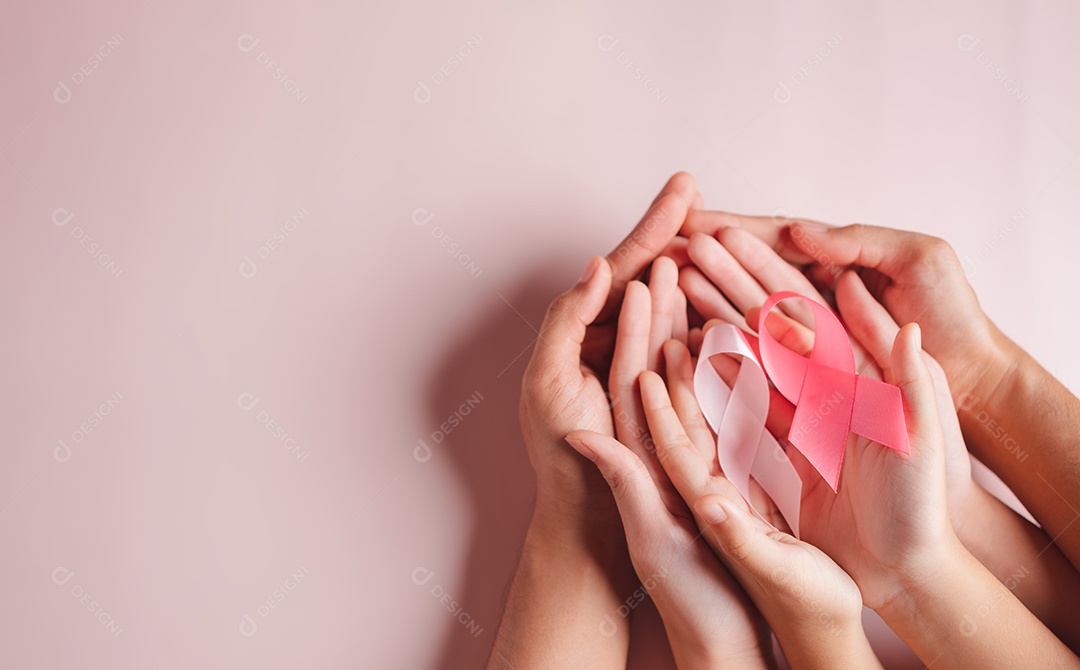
579,256,600,284
699,500,727,525
796,221,827,232
565,435,597,461
909,323,922,350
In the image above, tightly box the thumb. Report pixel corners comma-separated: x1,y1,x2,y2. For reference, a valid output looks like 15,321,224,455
693,493,780,579
529,257,612,374
889,323,943,452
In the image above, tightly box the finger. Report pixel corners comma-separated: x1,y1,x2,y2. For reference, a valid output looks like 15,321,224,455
681,210,831,264
835,270,901,380
603,174,696,316
662,340,715,463
565,430,668,535
748,296,880,379
650,171,698,207
639,371,711,500
610,281,651,393
686,233,768,315
672,288,689,344
679,265,748,329
658,236,692,268
890,324,944,454
694,493,782,578
717,227,825,327
745,306,815,357
529,256,613,376
788,222,938,280
688,327,704,357
647,257,679,372
692,189,705,210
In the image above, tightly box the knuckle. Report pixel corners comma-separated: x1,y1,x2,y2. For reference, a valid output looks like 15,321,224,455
723,530,754,561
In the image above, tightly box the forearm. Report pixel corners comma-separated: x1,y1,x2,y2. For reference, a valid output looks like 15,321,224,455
878,537,1078,669
959,332,1080,573
774,622,880,670
954,485,1080,649
487,501,635,669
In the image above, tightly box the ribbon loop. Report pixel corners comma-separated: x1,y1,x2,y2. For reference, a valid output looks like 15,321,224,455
692,291,911,534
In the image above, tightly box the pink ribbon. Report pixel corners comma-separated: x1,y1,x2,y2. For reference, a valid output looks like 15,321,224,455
694,291,910,534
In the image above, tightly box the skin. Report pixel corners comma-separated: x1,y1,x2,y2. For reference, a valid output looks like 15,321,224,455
568,280,774,669
679,210,1080,649
488,173,701,669
569,335,882,670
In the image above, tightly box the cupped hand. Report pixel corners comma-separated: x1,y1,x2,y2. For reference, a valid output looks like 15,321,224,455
681,211,1014,407
629,339,873,669
519,173,698,524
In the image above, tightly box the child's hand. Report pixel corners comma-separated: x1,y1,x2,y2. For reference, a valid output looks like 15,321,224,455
566,280,774,670
632,340,879,669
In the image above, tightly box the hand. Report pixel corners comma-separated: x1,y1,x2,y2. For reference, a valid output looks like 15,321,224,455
565,284,774,669
625,337,877,670
519,173,697,525
681,211,1015,410
673,226,978,528
787,321,956,610
489,174,700,670
681,212,1080,652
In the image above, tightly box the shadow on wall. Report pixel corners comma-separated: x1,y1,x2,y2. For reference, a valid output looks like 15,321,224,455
425,258,567,670
423,252,681,670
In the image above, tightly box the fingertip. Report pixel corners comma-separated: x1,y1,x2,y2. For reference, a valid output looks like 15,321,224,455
695,495,730,525
564,432,598,462
908,322,922,351
890,322,930,388
701,318,725,334
661,338,689,361
637,369,666,404
652,254,678,275
638,368,664,387
666,171,698,202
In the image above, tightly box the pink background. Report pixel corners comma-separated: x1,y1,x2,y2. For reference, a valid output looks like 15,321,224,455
2,1,1078,668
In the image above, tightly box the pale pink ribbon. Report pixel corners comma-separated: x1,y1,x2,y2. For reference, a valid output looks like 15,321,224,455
694,291,910,535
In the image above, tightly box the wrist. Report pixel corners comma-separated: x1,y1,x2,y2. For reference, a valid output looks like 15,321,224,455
668,629,773,670
955,325,1024,422
527,496,633,580
874,533,970,627
778,624,876,670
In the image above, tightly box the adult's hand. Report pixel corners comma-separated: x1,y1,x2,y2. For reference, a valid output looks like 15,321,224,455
519,173,698,522
680,211,1013,410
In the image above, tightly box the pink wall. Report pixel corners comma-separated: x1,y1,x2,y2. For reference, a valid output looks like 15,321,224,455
2,1,1078,667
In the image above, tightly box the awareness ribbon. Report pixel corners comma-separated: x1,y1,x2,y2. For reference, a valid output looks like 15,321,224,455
694,291,910,535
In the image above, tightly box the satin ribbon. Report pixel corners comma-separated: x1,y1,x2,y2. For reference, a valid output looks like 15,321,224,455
694,291,910,534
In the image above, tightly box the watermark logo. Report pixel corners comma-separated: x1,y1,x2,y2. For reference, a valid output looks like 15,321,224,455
239,566,310,637
596,33,669,105
411,208,483,278
49,209,123,278
413,32,484,104
774,33,844,104
237,34,310,104
412,567,483,638
54,33,124,104
415,391,484,462
238,207,311,278
599,566,667,637
957,34,1028,104
237,392,310,463
52,567,124,637
54,391,124,463
959,207,1027,278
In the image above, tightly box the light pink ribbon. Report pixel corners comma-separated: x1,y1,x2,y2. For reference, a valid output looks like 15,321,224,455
694,291,910,534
